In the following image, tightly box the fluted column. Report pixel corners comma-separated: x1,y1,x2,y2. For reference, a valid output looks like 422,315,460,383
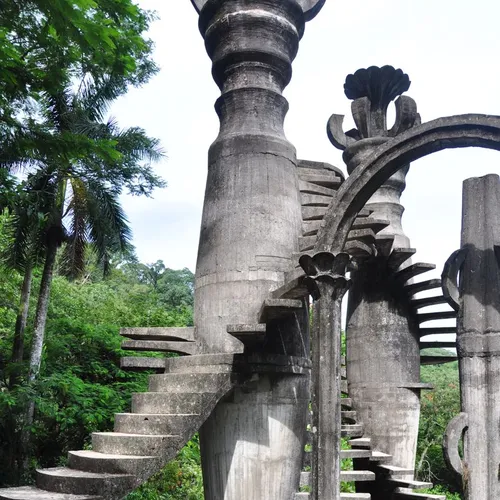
193,0,313,354
443,174,500,499
328,66,422,490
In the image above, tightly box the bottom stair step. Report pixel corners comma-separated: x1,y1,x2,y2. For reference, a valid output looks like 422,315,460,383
36,467,134,497
300,470,375,487
388,479,433,490
394,488,445,500
68,450,158,477
341,470,376,482
294,493,370,499
0,487,100,499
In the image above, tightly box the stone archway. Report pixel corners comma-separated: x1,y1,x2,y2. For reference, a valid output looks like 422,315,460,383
315,114,500,252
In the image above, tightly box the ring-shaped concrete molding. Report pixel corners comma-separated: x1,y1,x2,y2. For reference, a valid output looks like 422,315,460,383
315,114,500,254
189,0,326,20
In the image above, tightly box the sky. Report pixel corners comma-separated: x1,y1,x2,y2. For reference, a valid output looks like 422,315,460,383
113,0,500,282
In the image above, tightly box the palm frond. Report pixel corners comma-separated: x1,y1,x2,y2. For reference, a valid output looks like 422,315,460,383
85,179,132,275
59,178,88,280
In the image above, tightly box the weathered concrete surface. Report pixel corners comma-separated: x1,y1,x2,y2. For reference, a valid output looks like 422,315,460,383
443,174,500,499
189,2,322,498
200,373,309,500
328,68,422,495
193,0,310,354
300,252,351,500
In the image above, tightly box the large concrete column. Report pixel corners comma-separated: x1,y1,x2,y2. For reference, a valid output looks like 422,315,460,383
300,252,351,500
191,0,323,354
328,67,423,486
443,174,500,499
188,1,325,498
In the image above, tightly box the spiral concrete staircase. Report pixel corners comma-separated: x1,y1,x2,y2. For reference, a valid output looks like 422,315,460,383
0,160,457,499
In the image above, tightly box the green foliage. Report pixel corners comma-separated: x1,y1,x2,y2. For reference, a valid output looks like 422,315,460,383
126,436,204,500
0,255,194,486
417,351,462,494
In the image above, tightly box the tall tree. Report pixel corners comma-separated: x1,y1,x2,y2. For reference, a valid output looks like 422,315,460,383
8,80,165,457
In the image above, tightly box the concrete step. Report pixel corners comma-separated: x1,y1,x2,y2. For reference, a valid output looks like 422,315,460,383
345,239,375,259
120,327,195,342
375,464,414,477
410,296,448,309
394,263,436,285
420,341,456,350
299,179,337,198
387,247,416,271
92,432,181,457
36,468,133,497
416,311,456,323
0,487,100,499
130,392,203,414
121,340,199,355
341,470,376,482
148,372,231,393
120,357,165,371
341,410,357,423
393,488,445,499
302,219,322,237
298,173,342,190
301,193,332,207
259,298,303,322
341,398,352,408
114,413,197,435
340,449,372,459
300,470,376,486
369,450,393,463
351,218,390,234
341,380,348,394
294,493,371,500
387,479,433,490
341,424,364,438
227,324,266,345
419,327,456,337
299,235,316,252
404,279,441,296
420,354,458,365
68,450,158,477
347,228,377,246
302,206,327,221
349,437,371,448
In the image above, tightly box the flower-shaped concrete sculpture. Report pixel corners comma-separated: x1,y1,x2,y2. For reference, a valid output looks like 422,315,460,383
328,65,420,153
299,252,351,300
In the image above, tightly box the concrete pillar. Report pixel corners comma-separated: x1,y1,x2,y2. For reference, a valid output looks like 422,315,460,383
328,67,422,487
188,2,325,498
300,252,351,500
444,174,500,499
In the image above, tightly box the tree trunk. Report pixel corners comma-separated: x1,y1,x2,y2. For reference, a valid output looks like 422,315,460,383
9,265,33,388
21,241,58,470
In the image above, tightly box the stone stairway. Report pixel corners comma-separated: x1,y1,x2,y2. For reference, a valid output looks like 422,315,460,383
0,328,236,500
292,358,445,500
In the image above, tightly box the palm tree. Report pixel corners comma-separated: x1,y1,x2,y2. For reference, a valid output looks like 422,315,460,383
1,77,165,466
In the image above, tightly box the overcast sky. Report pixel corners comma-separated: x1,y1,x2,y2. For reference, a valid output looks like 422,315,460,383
112,0,500,283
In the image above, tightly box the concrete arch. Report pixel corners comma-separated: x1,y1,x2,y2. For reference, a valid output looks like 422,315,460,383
315,114,500,253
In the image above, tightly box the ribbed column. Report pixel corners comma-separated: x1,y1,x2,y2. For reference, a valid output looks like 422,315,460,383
328,67,422,491
190,2,324,498
194,0,305,354
449,174,500,499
